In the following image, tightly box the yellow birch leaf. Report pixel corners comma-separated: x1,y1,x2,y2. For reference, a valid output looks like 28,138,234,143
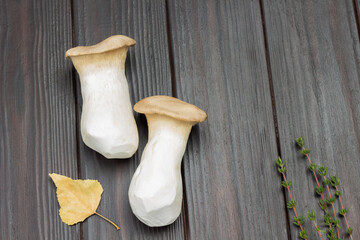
49,173,119,230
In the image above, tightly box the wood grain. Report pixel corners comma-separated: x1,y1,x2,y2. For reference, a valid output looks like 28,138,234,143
263,0,360,238
167,0,288,239
71,0,185,239
2,0,360,239
0,0,79,239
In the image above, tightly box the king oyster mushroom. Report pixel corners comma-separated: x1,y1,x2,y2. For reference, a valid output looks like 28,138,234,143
66,35,138,159
128,95,207,227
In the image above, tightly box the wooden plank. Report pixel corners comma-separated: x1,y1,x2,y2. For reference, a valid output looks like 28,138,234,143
263,0,360,238
0,0,80,239
71,0,185,239
167,1,288,239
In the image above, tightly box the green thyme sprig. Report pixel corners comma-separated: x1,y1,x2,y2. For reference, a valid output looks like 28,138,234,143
276,157,307,239
295,137,332,233
319,199,328,211
320,173,340,239
308,210,325,240
324,212,337,240
296,137,355,240
287,199,296,208
296,137,341,238
299,230,308,240
327,228,337,240
330,175,353,240
277,137,354,239
295,137,327,208
324,211,333,226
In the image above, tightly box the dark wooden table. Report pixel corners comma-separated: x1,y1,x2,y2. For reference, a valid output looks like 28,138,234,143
1,0,360,239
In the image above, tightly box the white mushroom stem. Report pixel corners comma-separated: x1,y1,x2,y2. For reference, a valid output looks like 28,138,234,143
128,114,192,227
69,47,138,159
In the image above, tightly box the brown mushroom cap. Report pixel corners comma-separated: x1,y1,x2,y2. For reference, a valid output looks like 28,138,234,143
65,35,136,58
134,95,207,124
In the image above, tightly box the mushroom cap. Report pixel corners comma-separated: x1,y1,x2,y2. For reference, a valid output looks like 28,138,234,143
134,95,207,124
65,35,136,58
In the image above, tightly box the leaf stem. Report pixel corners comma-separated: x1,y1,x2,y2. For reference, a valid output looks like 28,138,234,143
302,148,338,237
281,172,305,233
312,221,324,240
323,176,340,239
303,150,327,206
94,212,120,230
335,186,353,240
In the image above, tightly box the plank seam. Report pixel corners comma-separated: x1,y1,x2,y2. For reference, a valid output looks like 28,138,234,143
350,1,360,237
353,0,360,45
70,0,83,239
258,0,292,239
165,0,190,239
165,0,177,99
